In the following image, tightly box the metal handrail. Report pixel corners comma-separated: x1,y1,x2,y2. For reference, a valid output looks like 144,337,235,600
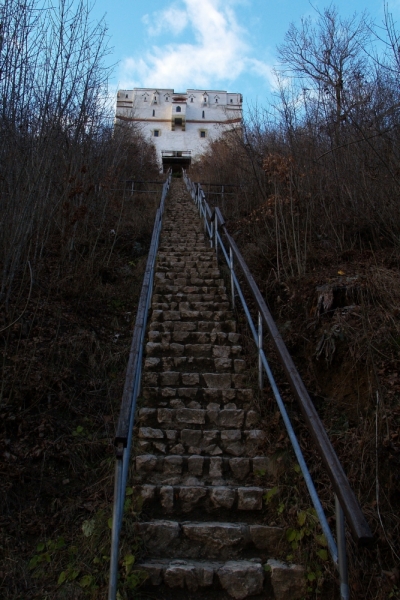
108,170,172,600
183,169,373,600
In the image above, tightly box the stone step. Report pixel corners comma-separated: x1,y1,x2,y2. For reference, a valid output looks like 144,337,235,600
138,406,258,429
154,284,226,295
142,386,254,406
149,319,236,333
153,294,230,305
137,427,265,457
154,284,226,294
134,558,305,600
145,342,241,359
144,356,246,381
134,484,270,514
155,269,222,279
135,520,283,560
133,455,273,484
152,301,231,311
143,371,247,388
147,330,241,347
144,356,246,374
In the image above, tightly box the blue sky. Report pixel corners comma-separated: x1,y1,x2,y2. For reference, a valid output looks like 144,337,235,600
92,0,400,111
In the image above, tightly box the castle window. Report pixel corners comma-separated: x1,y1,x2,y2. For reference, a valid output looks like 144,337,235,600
154,130,160,137
166,96,169,101
153,109,155,116
204,97,207,103
144,97,147,102
230,99,233,103
215,98,218,103
191,97,193,102
176,106,181,112
200,130,206,138
202,111,205,118
125,94,128,98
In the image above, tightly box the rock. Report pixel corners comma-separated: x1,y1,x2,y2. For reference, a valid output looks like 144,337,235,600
138,485,156,502
209,457,222,479
237,487,263,510
218,560,264,599
219,410,244,428
176,408,205,424
182,522,244,551
229,458,250,480
136,454,157,471
267,559,306,600
165,430,177,441
160,372,180,386
164,562,198,591
139,427,164,439
181,372,199,386
138,520,180,551
163,456,183,474
209,487,235,509
179,487,207,511
188,455,204,476
181,429,202,446
250,525,282,549
160,486,174,511
170,443,185,455
203,373,232,388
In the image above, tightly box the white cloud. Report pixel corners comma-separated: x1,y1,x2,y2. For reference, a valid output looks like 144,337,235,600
119,0,273,91
143,5,189,37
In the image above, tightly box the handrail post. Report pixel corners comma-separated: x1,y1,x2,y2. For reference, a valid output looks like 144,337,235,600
108,455,123,600
335,494,350,600
214,214,218,258
258,311,263,391
229,246,235,310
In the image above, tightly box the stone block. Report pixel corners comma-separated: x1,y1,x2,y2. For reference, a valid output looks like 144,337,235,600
160,372,180,386
209,487,235,509
138,520,179,551
139,427,164,439
209,457,223,478
219,410,244,428
203,373,232,389
164,456,183,474
157,409,174,424
176,408,205,424
266,559,306,600
237,487,263,510
179,487,207,511
229,458,250,480
212,346,231,358
188,455,204,476
250,525,282,550
218,560,264,600
160,486,174,511
181,372,200,386
181,429,202,446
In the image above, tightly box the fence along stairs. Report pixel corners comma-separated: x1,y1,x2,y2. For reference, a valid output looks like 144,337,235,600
131,179,306,599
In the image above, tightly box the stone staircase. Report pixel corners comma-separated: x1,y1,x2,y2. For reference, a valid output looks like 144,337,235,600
131,180,305,599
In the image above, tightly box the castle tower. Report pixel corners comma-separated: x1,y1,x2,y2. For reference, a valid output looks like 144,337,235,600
115,88,243,171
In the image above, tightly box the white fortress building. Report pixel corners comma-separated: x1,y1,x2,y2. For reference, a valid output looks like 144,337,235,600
115,88,242,171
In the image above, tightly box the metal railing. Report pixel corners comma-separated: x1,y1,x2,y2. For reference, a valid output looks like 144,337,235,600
108,170,172,600
183,170,373,600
